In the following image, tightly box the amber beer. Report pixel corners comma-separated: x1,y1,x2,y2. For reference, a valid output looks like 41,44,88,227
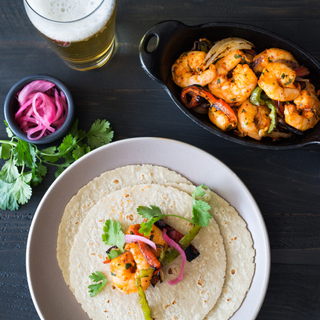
24,0,117,71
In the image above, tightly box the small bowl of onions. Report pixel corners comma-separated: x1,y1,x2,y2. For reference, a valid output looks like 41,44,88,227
4,74,75,145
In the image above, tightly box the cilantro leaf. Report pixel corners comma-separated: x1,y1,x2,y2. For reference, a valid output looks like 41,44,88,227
107,249,124,260
102,220,125,251
137,205,166,235
41,146,59,163
12,139,35,168
72,143,89,161
0,160,19,183
0,118,114,211
0,180,19,210
31,163,47,186
10,175,32,205
54,152,75,178
87,120,114,149
88,271,108,297
191,184,212,227
137,185,212,234
0,144,11,160
58,134,75,154
5,122,13,138
137,205,194,235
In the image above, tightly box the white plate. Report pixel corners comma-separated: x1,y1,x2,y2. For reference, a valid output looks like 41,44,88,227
26,137,270,320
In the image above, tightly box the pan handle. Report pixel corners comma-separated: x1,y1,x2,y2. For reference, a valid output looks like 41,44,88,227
139,20,186,83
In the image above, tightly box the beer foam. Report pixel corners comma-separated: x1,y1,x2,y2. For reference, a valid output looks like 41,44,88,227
25,0,116,42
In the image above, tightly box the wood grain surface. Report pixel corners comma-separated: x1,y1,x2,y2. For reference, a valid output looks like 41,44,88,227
1,0,320,319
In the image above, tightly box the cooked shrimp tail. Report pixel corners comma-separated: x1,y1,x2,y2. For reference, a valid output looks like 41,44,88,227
237,100,271,140
172,51,217,88
126,224,162,271
208,50,258,106
252,48,298,73
284,88,320,131
209,99,238,131
258,62,301,101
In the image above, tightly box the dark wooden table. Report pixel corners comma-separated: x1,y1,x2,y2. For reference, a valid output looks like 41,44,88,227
1,1,320,319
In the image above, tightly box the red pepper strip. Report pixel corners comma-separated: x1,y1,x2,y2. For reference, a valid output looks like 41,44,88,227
212,99,238,125
103,257,111,264
127,225,161,273
180,87,202,108
181,86,237,124
181,86,217,108
138,242,161,273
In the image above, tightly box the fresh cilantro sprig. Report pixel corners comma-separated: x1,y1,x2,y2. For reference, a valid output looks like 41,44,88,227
88,271,108,297
137,185,212,235
0,119,113,211
102,220,126,251
191,184,212,227
137,205,194,235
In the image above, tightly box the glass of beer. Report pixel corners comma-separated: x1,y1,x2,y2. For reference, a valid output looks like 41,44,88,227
24,0,117,71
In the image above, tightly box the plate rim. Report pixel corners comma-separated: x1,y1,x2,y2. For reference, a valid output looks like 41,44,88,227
26,137,271,320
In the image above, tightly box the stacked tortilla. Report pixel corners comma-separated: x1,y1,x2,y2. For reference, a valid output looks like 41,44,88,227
57,165,255,320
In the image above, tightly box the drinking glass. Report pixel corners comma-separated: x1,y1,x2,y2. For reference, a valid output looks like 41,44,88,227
24,0,117,71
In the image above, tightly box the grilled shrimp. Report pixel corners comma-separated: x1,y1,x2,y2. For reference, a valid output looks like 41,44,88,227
237,100,271,140
172,51,217,88
284,89,320,131
110,224,164,294
252,48,298,73
126,224,167,258
208,50,258,106
110,242,153,294
258,62,301,101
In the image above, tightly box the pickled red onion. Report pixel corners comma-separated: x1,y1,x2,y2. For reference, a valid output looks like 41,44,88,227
14,80,68,141
17,80,55,105
162,228,186,285
124,234,157,250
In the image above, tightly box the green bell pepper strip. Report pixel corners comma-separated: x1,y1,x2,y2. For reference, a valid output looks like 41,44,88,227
265,100,277,133
161,224,202,267
158,245,166,264
250,86,277,133
136,268,154,320
250,86,266,106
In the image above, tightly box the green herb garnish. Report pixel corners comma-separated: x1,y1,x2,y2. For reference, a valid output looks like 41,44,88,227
107,249,124,260
0,119,113,210
102,220,126,253
125,263,132,270
88,271,108,297
191,184,212,227
137,205,193,235
137,184,212,235
285,78,293,85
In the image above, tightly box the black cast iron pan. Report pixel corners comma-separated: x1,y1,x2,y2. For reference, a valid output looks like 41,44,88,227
139,20,320,150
